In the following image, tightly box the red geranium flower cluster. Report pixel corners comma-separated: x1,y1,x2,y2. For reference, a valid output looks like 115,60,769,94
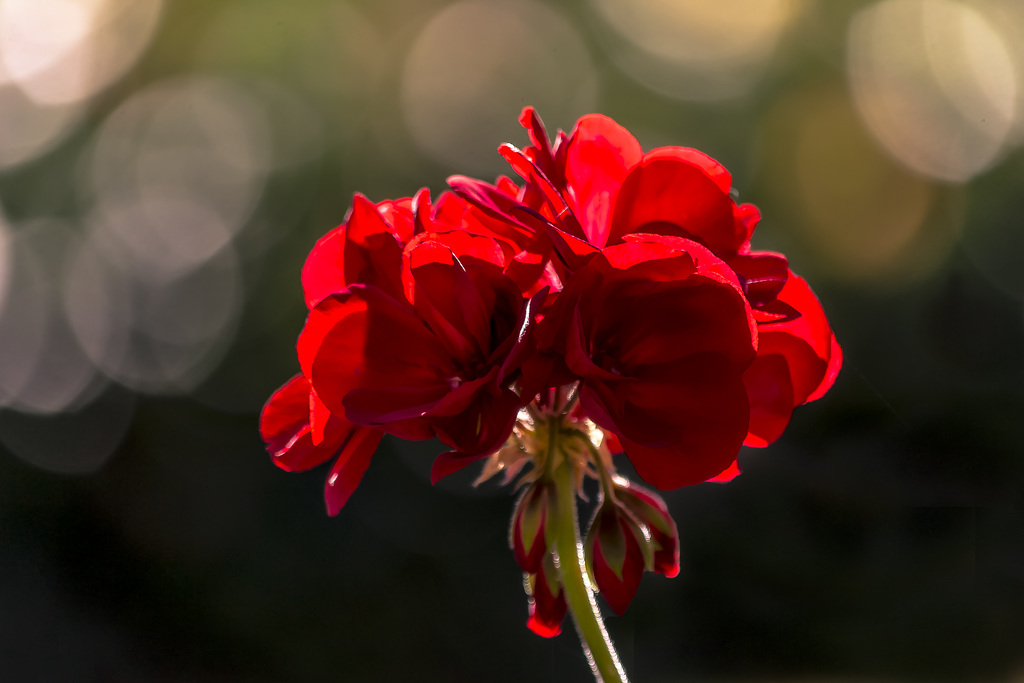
260,108,841,633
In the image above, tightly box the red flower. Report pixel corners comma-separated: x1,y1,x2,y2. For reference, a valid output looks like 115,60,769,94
259,107,843,644
528,233,757,488
259,192,422,516
298,197,543,459
554,111,841,453
453,108,841,460
264,189,545,513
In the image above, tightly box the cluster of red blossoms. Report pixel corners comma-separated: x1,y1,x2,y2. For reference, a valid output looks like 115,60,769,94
260,108,841,634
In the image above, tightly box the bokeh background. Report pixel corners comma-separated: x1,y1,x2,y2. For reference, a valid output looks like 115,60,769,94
1,0,1023,681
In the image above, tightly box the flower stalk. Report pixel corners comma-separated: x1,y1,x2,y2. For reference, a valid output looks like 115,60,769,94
550,423,629,683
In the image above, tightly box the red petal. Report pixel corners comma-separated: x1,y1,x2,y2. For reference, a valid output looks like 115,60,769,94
324,427,384,516
752,298,801,324
301,225,347,309
406,244,492,358
429,386,521,456
742,353,795,448
608,149,743,255
605,278,755,371
565,308,626,384
730,252,789,308
613,357,749,450
621,424,745,489
600,237,697,276
518,106,556,177
260,375,312,455
761,333,826,406
420,368,500,418
343,383,454,425
301,194,417,308
611,359,750,488
543,221,600,272
735,202,760,245
578,380,628,441
308,387,331,446
653,146,733,194
411,187,433,237
429,450,486,484
808,333,842,402
431,190,468,229
708,460,741,483
564,113,643,248
307,286,451,420
573,244,754,375
381,417,435,442
616,233,749,297
270,422,337,472
497,286,548,382
426,230,508,271
348,193,393,241
758,271,839,405
297,292,369,397
345,194,405,299
376,197,415,245
447,175,544,246
498,143,585,240
260,375,348,472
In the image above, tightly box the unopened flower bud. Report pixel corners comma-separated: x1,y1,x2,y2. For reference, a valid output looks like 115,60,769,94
510,480,556,574
614,481,680,578
525,551,566,638
584,501,648,616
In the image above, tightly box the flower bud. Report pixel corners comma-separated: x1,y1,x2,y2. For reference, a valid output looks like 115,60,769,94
525,551,566,638
614,481,680,578
509,480,556,574
584,501,648,616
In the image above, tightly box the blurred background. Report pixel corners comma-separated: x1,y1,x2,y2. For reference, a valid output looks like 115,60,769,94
0,0,1022,681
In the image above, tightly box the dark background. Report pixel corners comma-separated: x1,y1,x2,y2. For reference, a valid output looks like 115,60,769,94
1,1,1023,681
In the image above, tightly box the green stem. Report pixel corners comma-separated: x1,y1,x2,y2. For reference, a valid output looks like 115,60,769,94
551,430,629,683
